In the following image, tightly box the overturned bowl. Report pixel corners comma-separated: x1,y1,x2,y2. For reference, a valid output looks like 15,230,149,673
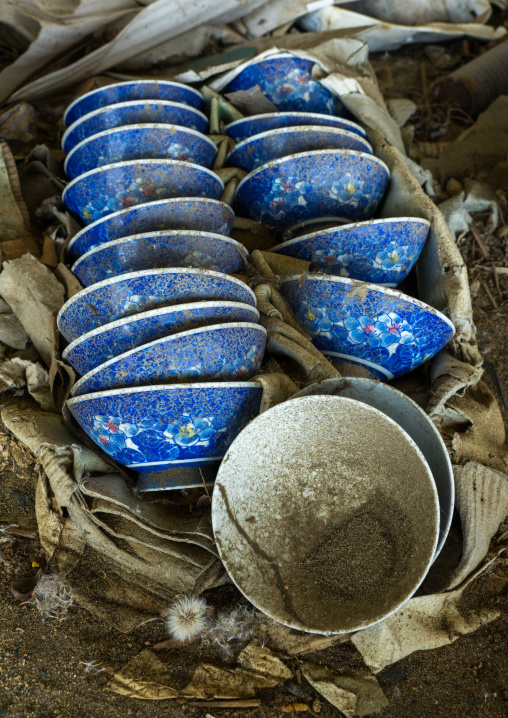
226,111,366,143
63,160,224,224
57,268,256,343
62,100,208,154
71,323,266,396
63,301,260,376
235,150,389,233
212,394,439,634
65,80,204,126
227,126,372,174
294,378,453,557
272,217,430,286
224,53,345,116
64,124,218,179
280,274,455,380
66,382,263,475
71,231,248,286
67,198,235,261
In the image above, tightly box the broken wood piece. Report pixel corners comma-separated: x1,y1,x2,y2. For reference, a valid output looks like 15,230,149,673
185,699,261,708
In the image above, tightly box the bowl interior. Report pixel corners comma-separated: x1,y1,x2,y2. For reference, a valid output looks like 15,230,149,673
212,395,439,634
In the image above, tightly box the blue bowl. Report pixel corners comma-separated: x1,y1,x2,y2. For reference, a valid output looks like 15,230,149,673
66,382,263,472
235,150,389,233
62,160,224,224
227,126,372,174
64,80,204,126
62,301,260,376
64,125,218,179
272,218,430,287
67,198,235,262
226,111,366,143
71,323,267,396
224,54,346,116
71,230,248,287
280,274,455,380
62,100,208,154
57,268,256,343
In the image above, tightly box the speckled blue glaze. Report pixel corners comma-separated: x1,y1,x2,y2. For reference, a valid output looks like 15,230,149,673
224,54,346,116
227,126,372,173
71,323,267,396
62,100,208,154
64,80,204,126
66,383,263,469
62,160,224,224
62,301,260,376
272,218,430,287
72,230,248,287
280,275,455,380
235,150,389,233
57,268,256,343
67,198,235,261
64,125,218,179
226,112,366,142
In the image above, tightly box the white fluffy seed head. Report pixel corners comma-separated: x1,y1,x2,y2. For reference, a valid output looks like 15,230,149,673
165,595,209,642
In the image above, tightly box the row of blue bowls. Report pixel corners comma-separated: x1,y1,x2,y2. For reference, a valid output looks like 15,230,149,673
58,61,455,488
60,82,268,486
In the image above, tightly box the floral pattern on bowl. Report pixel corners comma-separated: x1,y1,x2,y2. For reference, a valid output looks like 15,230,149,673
272,218,430,286
227,126,372,174
66,383,263,469
71,323,267,396
280,274,455,380
64,80,204,126
225,111,366,143
72,230,248,287
235,150,389,233
62,100,208,154
62,301,260,376
67,198,235,261
62,160,223,224
64,125,218,179
57,268,256,343
224,55,346,116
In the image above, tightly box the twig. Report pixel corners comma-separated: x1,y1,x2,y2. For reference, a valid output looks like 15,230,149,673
199,468,211,500
480,279,498,309
185,699,261,708
470,225,490,259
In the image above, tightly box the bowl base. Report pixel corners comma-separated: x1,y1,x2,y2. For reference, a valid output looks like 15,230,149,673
136,463,218,491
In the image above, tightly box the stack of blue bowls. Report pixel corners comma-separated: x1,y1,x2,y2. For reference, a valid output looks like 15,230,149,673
58,80,266,490
223,55,455,381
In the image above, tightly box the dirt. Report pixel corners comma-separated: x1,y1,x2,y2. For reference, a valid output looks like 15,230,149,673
303,495,414,601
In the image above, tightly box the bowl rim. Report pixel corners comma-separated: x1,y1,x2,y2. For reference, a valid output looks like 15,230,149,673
71,321,267,396
62,99,208,151
271,216,431,252
225,110,366,138
57,267,257,329
229,51,313,74
71,229,248,274
293,376,454,558
280,273,455,331
64,79,203,125
66,380,263,407
67,197,235,257
228,125,372,164
62,300,260,360
64,123,218,175
62,158,224,204
212,393,440,635
236,148,390,195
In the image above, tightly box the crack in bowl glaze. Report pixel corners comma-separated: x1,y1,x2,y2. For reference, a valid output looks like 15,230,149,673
64,80,204,126
67,198,235,261
62,100,208,154
62,301,260,376
57,268,256,343
62,159,224,224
